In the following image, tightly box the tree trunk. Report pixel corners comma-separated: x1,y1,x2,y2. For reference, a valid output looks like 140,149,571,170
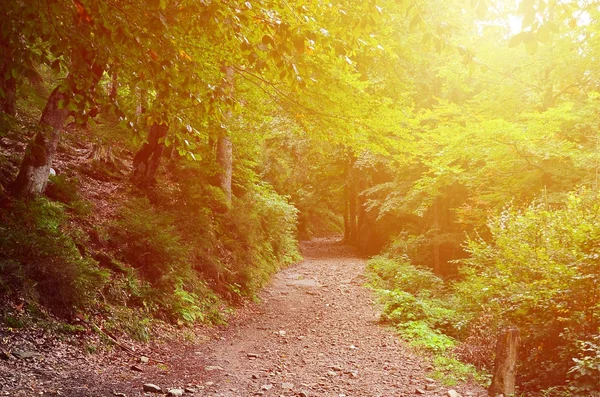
135,86,146,125
216,135,233,203
108,71,118,100
489,328,520,397
343,185,350,241
0,62,17,116
11,51,104,198
131,123,168,187
348,180,358,242
11,87,70,197
432,197,442,274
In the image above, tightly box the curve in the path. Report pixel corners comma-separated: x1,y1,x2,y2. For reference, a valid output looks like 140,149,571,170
175,238,487,397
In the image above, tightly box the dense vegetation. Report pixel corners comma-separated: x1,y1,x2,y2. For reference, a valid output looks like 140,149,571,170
1,0,599,395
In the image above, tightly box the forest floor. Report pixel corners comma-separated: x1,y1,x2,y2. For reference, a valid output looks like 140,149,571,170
0,238,487,397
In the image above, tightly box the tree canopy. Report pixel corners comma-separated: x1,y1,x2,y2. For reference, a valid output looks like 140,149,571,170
1,0,599,395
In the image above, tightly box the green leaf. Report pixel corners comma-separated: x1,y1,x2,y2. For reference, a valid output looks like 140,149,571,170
525,39,538,55
522,10,536,29
518,0,535,13
537,24,551,44
509,33,523,48
409,14,423,32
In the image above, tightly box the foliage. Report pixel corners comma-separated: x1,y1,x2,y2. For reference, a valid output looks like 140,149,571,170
109,196,191,284
0,198,108,311
567,336,600,396
456,189,600,391
369,256,488,385
372,189,600,393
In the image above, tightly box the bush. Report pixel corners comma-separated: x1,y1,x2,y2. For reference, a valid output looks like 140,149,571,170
368,256,445,294
457,189,600,392
0,198,108,312
109,196,191,284
107,196,222,324
397,320,457,354
567,336,600,396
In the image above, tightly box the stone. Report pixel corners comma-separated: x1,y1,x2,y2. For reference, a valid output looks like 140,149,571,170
425,384,437,391
130,364,144,372
261,384,273,391
447,390,462,397
184,387,197,393
113,393,127,397
142,384,162,393
415,389,426,395
140,356,150,364
247,353,260,358
205,365,224,371
424,378,436,383
167,389,184,396
327,371,337,377
281,382,294,390
12,350,42,360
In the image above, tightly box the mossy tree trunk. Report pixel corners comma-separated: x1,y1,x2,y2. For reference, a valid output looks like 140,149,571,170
12,53,104,198
11,86,70,197
131,122,168,187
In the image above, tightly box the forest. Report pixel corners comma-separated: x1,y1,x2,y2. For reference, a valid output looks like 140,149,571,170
0,0,599,396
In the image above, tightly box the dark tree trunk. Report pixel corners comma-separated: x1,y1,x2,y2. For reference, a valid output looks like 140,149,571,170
11,87,70,197
343,185,350,241
216,135,233,203
0,62,17,116
348,181,358,241
131,123,168,187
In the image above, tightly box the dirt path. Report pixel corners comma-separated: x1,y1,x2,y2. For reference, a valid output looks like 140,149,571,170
167,238,486,397
0,238,487,396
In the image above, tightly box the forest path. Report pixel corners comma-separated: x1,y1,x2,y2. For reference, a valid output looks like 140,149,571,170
168,237,486,397
0,238,487,397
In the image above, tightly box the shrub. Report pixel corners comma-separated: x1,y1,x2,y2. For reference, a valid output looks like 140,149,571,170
368,256,445,294
109,196,191,285
398,320,457,354
567,336,600,396
457,189,600,391
0,198,108,312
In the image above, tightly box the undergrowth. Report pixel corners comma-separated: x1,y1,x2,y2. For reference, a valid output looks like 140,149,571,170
0,146,301,342
368,256,490,387
368,189,600,396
